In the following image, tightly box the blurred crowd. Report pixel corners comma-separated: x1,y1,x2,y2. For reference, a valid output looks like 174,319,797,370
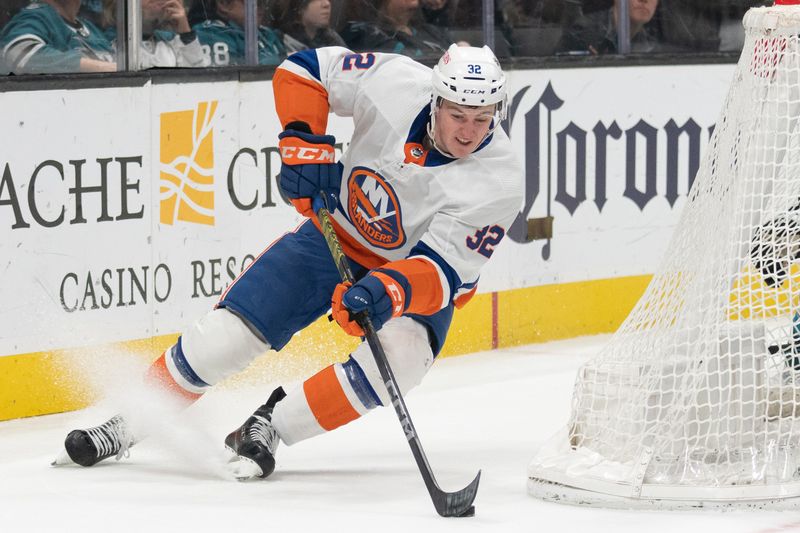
0,0,769,75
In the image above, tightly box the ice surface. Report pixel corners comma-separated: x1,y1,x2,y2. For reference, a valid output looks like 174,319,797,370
0,336,797,532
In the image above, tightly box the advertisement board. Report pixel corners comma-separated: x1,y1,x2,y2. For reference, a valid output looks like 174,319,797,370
0,64,737,356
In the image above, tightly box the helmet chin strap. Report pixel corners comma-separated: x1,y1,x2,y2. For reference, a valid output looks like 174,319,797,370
426,98,503,159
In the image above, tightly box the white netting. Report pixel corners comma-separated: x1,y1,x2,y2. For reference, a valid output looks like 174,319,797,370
529,5,800,509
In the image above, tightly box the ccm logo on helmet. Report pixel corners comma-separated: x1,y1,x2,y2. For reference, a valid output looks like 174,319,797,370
463,89,487,94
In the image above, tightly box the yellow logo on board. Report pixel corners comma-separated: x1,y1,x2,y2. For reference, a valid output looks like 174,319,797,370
159,101,218,226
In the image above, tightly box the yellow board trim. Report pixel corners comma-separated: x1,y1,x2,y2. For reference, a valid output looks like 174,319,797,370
0,275,652,421
497,275,653,346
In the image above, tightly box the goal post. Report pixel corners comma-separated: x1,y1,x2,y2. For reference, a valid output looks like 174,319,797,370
528,1,800,510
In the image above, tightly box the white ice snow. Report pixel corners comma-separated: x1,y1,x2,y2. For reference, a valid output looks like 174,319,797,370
1,336,798,533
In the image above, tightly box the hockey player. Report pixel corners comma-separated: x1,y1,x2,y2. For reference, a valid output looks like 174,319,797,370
58,44,523,479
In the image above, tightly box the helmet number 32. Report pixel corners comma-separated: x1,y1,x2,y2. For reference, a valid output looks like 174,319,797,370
467,64,482,74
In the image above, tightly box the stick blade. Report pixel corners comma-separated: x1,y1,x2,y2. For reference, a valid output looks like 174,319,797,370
433,470,481,518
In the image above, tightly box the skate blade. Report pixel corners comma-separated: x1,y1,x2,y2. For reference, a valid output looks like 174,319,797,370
225,456,264,481
51,448,74,466
223,445,238,462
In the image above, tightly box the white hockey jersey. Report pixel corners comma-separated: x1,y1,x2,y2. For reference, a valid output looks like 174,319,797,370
137,32,209,69
273,47,523,315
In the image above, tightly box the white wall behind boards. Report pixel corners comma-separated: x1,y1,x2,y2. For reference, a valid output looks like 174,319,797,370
0,63,736,356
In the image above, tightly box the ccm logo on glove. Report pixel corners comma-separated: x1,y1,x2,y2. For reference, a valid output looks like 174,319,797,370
279,142,336,164
385,282,404,315
277,129,341,217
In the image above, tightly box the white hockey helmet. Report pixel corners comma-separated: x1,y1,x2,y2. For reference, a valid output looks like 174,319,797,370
431,44,507,117
427,44,508,157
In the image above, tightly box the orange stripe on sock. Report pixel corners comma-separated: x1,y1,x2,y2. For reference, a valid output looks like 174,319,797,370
145,352,203,405
303,365,360,431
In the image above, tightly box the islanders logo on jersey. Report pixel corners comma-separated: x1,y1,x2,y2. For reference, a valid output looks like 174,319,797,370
347,167,405,249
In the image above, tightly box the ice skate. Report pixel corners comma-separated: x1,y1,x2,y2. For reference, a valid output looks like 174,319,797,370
225,387,286,480
53,415,134,467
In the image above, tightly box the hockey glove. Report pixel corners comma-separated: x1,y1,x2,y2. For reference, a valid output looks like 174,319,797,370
278,129,340,217
331,273,406,337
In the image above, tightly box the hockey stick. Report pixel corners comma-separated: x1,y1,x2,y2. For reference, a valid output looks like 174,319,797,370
313,195,480,518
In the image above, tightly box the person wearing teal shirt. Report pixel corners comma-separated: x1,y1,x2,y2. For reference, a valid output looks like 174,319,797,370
1,0,115,74
102,0,209,69
188,0,285,66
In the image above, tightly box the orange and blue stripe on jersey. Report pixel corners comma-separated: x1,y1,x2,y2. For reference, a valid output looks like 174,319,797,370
273,50,330,134
373,240,463,316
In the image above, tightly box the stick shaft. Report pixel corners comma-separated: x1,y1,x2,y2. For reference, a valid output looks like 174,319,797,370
313,199,479,517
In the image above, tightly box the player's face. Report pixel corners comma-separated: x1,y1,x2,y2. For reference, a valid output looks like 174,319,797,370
434,100,495,158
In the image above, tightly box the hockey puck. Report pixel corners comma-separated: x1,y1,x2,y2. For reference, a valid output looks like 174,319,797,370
459,506,475,517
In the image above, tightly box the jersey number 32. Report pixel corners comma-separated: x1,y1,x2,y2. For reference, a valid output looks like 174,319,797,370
466,225,505,258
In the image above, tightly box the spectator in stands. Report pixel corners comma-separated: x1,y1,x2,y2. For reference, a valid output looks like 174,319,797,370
2,1,27,29
188,0,286,66
555,0,659,55
538,0,612,25
655,0,764,54
716,2,763,53
340,0,451,58
420,0,456,28
272,0,345,54
0,0,116,73
79,0,104,27
653,0,719,52
102,0,209,68
1,0,30,74
448,0,523,53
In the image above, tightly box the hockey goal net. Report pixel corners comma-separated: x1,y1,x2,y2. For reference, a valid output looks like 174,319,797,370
528,3,800,509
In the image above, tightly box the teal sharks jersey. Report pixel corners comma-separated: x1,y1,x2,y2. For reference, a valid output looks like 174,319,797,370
192,19,285,67
0,2,114,74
